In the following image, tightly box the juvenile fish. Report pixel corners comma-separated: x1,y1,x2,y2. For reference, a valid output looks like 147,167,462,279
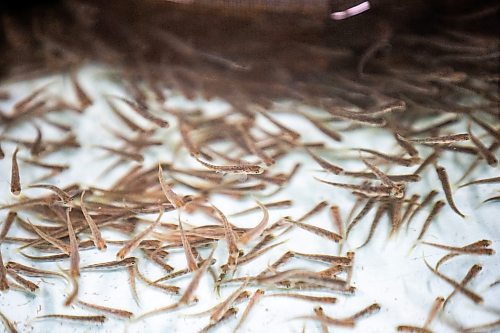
194,156,264,175
398,133,470,144
234,289,265,332
435,165,465,218
35,314,106,323
424,260,482,304
10,147,21,195
76,300,133,319
80,257,137,271
284,217,342,243
239,201,269,244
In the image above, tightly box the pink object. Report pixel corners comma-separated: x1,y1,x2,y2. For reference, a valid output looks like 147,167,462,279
331,1,371,20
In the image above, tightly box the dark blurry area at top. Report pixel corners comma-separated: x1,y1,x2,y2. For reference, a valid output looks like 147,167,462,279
0,0,498,83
